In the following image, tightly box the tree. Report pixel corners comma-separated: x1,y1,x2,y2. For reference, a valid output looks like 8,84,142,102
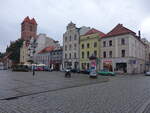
6,39,24,63
0,52,4,59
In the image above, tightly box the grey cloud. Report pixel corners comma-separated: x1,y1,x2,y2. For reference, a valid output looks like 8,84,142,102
0,0,150,52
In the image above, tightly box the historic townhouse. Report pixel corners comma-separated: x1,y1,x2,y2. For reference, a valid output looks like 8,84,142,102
80,28,105,71
21,16,37,41
100,24,146,74
63,22,90,69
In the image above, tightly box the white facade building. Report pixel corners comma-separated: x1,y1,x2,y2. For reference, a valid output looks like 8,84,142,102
63,22,90,69
100,24,146,74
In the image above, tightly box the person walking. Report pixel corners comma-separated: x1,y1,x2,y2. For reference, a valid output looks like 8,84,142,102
32,65,35,76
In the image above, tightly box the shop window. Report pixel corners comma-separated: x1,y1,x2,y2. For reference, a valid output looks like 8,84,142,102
87,63,90,69
103,51,106,58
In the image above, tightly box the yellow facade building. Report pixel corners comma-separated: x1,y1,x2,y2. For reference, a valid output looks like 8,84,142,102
80,28,105,71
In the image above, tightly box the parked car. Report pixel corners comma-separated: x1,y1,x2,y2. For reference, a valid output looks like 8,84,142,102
12,65,29,72
97,69,115,76
43,66,52,71
71,69,80,73
145,71,150,76
80,69,91,74
35,66,44,71
65,67,72,72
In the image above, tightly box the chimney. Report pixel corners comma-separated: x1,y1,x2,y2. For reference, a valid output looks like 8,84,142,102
138,30,141,39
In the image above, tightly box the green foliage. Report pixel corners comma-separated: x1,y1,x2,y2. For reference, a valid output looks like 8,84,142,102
0,52,4,59
6,39,24,63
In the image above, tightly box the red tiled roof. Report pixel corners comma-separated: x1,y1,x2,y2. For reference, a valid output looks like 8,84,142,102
83,28,105,37
38,46,55,54
30,18,37,25
23,16,30,23
22,16,37,25
102,24,136,38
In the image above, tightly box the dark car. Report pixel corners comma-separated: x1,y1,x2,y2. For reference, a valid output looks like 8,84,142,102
71,69,80,73
81,69,90,74
43,66,52,71
12,65,29,72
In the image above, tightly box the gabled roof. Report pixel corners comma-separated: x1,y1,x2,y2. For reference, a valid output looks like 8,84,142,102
30,18,37,25
23,16,30,23
22,16,37,25
102,24,136,38
38,46,55,54
83,28,105,37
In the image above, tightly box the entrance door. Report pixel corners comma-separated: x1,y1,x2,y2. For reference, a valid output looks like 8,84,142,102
116,63,127,73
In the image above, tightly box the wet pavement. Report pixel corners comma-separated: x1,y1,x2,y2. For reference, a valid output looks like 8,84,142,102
0,70,108,100
0,70,150,113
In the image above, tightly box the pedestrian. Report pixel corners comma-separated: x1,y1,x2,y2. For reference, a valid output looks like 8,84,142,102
32,65,35,76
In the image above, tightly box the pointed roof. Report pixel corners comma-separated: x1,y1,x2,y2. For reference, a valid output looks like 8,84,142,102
38,46,55,54
102,24,136,38
23,16,30,23
30,18,37,25
22,16,37,25
84,28,105,37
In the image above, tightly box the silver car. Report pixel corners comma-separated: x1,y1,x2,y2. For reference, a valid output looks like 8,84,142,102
145,71,150,76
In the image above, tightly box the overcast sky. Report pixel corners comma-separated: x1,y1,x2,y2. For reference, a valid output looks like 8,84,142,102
0,0,150,52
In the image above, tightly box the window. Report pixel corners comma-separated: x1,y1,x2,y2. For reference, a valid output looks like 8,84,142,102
87,51,89,58
69,44,72,50
94,42,97,47
109,51,112,57
65,45,67,51
121,38,125,45
69,53,71,59
74,34,77,40
82,63,85,70
103,41,106,47
87,43,90,48
82,52,84,58
103,51,106,58
87,63,90,69
65,37,67,41
122,50,125,57
109,40,112,46
74,53,76,58
82,44,84,49
70,36,71,41
74,44,76,50
94,51,97,57
65,53,67,59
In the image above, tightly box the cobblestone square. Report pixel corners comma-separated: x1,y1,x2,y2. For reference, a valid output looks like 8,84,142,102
0,71,150,113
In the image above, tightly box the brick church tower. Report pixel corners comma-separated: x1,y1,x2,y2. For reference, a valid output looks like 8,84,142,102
21,16,37,41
